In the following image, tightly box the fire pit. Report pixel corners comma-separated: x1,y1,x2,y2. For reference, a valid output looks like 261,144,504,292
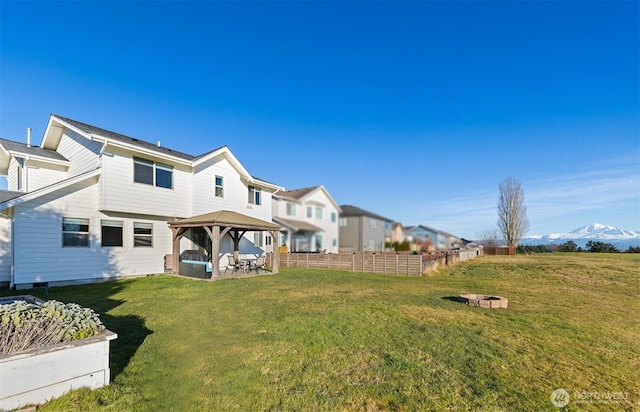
459,294,508,309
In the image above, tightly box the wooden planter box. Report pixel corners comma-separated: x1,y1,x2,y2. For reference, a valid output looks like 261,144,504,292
0,297,117,410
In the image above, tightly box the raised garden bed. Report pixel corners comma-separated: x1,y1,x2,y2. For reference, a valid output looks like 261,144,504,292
0,295,117,410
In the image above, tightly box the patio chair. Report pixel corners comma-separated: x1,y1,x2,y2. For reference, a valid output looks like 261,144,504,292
251,255,267,274
225,255,241,273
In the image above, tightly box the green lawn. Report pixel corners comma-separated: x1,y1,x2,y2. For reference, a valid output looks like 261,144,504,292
7,253,639,411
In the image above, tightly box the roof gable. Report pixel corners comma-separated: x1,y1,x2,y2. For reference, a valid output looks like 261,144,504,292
43,115,195,163
281,185,341,211
339,204,393,222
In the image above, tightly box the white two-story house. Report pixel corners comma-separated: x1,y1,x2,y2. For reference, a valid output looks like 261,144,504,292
272,185,341,253
0,114,282,288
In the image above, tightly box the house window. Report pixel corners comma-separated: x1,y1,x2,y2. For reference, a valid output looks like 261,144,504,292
133,222,153,247
280,234,287,247
254,232,263,247
155,163,173,189
370,219,377,229
215,175,224,198
315,234,323,251
266,236,272,246
134,157,173,189
101,220,123,247
315,207,323,219
339,218,347,227
306,206,312,218
286,202,295,216
331,212,336,223
333,238,337,247
248,186,261,205
62,217,89,247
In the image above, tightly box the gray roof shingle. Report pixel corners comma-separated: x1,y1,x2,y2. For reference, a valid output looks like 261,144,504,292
339,204,393,222
0,138,68,162
54,115,195,161
0,190,24,203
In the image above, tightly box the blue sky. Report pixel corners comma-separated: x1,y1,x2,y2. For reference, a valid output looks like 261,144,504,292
1,1,638,239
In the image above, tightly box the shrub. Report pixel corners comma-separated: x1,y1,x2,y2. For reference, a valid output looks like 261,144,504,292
0,300,105,355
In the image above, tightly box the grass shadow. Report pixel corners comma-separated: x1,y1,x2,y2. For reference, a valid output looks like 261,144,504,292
442,296,463,302
0,279,153,381
101,313,153,379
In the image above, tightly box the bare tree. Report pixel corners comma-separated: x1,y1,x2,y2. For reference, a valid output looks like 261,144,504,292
497,176,530,248
476,229,502,248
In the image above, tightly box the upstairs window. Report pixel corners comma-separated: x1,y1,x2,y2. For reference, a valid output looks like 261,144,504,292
286,202,295,216
315,207,323,219
331,212,337,223
134,157,173,189
101,220,123,247
248,186,261,205
215,175,224,198
339,218,348,227
306,206,312,218
134,222,153,247
62,217,89,247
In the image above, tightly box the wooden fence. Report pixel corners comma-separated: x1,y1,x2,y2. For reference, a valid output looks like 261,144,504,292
266,248,481,276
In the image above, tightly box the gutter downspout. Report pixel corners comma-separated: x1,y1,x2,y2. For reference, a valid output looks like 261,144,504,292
0,211,15,289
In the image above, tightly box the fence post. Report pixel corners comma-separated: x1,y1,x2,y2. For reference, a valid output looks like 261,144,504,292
384,254,387,274
419,255,423,277
395,254,399,275
352,253,355,272
372,253,375,273
328,253,331,270
306,253,309,268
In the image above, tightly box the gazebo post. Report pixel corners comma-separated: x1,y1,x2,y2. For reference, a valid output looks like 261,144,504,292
171,227,181,274
211,225,220,279
270,229,280,274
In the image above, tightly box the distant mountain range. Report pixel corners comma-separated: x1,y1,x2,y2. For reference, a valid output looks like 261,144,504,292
522,223,640,250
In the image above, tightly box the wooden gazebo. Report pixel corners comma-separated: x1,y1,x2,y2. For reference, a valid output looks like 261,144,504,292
168,210,281,279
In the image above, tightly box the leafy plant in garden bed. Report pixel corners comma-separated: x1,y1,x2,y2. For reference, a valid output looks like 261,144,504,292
0,300,105,355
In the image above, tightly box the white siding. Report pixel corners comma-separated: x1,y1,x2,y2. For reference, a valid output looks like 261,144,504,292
302,190,340,253
24,161,68,192
101,147,192,217
12,176,171,287
57,130,101,175
192,155,275,222
7,158,20,192
0,216,10,283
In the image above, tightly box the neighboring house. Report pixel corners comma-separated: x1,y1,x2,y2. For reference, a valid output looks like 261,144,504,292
385,222,405,244
272,185,341,253
0,114,282,288
404,225,462,251
339,205,394,252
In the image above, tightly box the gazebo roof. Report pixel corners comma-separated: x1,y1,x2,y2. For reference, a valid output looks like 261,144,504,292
168,210,281,231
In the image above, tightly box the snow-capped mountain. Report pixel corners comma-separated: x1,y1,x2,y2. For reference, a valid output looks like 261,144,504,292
523,223,640,249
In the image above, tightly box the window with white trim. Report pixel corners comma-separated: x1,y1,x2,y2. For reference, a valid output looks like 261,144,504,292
62,217,89,247
315,207,323,219
248,186,261,205
286,202,295,216
254,232,263,247
339,218,348,227
134,222,153,247
331,212,336,223
215,175,224,198
306,206,312,218
101,220,123,247
134,157,173,189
